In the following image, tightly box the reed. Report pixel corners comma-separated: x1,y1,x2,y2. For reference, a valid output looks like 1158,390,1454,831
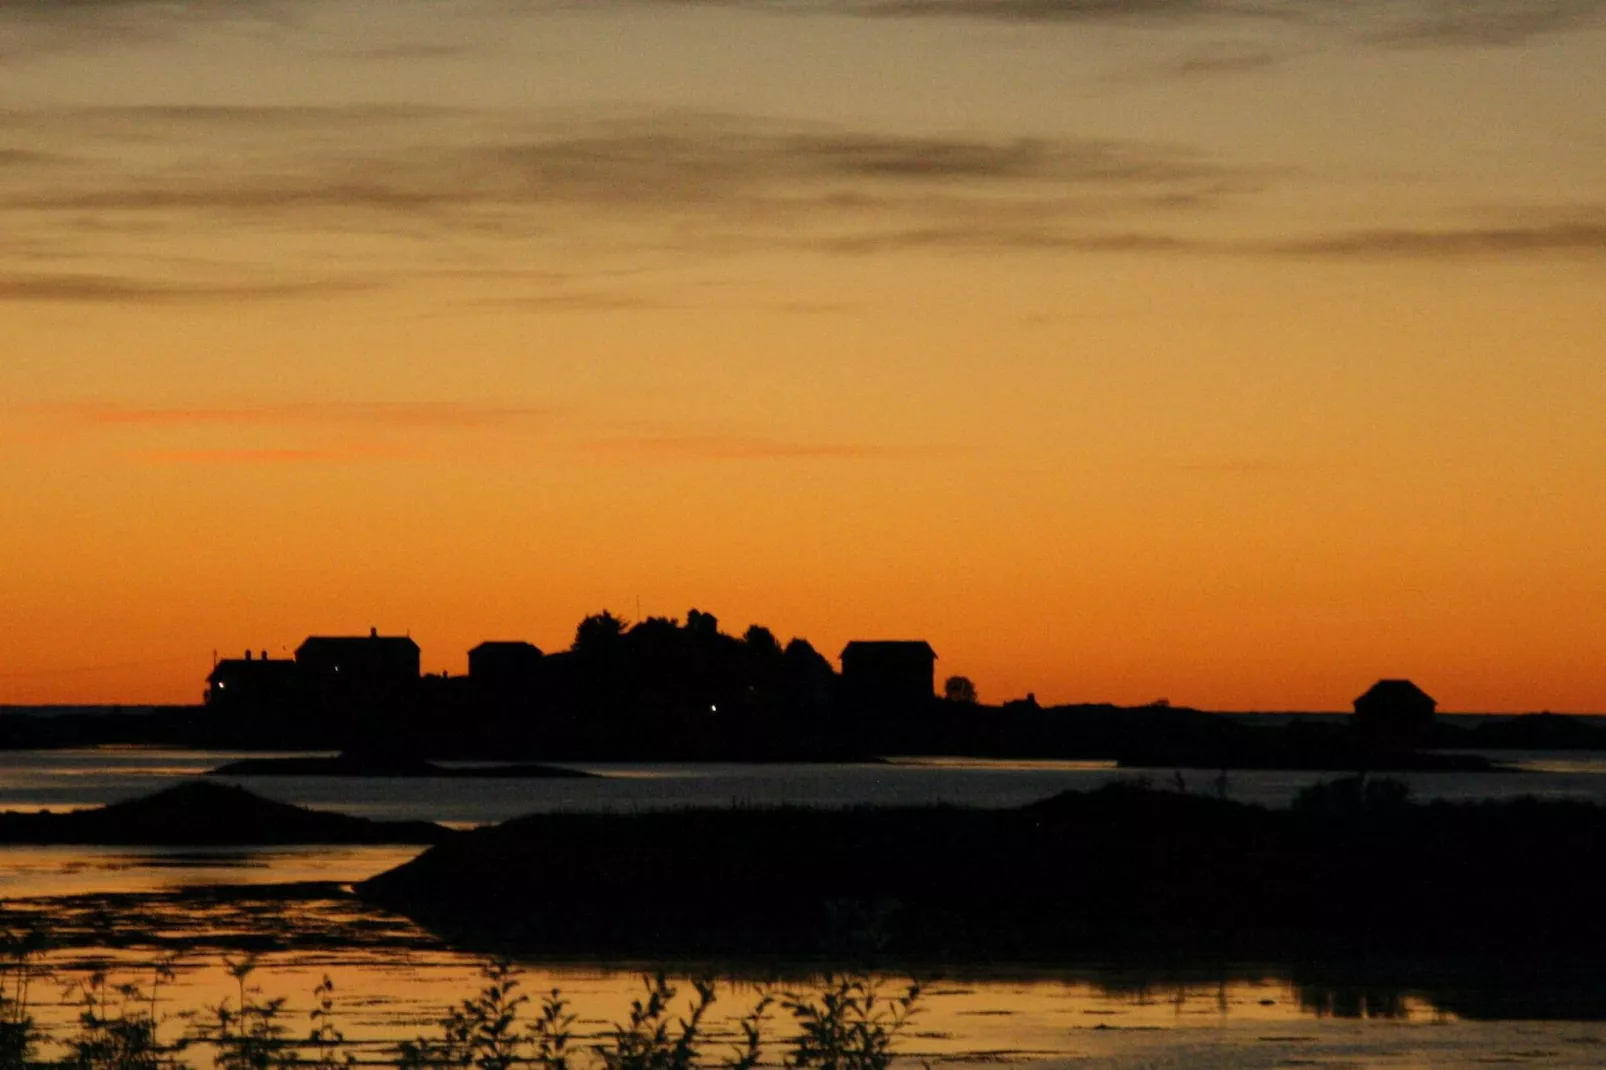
0,945,918,1070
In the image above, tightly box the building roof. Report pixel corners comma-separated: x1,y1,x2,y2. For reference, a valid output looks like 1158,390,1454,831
296,630,419,656
206,658,299,685
469,640,543,655
1355,679,1436,707
840,640,937,659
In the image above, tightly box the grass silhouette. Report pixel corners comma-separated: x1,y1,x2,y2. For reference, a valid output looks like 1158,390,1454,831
0,947,920,1070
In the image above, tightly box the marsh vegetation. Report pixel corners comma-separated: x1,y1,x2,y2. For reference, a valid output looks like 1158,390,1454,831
0,946,921,1070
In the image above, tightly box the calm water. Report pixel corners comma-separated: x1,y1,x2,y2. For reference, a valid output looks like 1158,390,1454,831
7,746,1606,827
7,745,1606,897
13,945,1606,1070
6,746,1606,1067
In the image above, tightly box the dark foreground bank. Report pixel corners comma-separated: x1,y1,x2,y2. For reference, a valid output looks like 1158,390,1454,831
358,779,1606,962
0,781,452,845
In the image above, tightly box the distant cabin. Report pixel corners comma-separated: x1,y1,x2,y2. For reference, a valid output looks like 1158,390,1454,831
469,641,544,690
206,651,300,710
296,628,420,711
1353,678,1437,748
840,640,937,713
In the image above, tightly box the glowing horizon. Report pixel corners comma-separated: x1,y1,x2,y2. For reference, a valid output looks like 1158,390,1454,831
3,1,1604,712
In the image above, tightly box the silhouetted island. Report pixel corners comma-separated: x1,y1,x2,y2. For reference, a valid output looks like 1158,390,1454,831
207,752,594,778
357,778,1606,963
4,609,1597,767
0,781,452,845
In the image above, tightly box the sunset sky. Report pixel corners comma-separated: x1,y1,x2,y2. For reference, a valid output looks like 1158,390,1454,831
2,1,1604,711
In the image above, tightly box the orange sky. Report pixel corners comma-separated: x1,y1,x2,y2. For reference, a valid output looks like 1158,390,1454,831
2,1,1604,710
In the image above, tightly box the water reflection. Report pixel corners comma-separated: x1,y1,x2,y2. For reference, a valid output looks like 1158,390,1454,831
11,747,1606,828
7,940,1606,1070
0,844,425,898
9,888,1606,1025
1296,982,1414,1020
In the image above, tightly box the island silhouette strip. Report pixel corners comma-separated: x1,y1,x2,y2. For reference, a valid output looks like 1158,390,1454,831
356,778,1606,964
4,610,1602,766
6,778,1606,980
0,781,451,845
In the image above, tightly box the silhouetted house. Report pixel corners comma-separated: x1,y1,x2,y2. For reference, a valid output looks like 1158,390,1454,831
469,641,544,694
841,641,937,713
205,651,301,711
295,628,420,717
1001,692,1040,714
1353,679,1436,750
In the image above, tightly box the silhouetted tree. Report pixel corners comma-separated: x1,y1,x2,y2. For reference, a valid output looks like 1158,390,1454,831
783,638,830,674
573,611,628,655
943,676,978,704
743,625,781,659
628,616,682,647
686,609,719,641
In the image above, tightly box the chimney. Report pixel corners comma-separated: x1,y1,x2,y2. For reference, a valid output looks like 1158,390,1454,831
370,626,378,638
245,650,252,661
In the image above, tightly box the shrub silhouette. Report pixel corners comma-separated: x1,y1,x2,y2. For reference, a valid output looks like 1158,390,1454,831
62,955,185,1070
0,928,43,1070
397,962,919,1070
206,955,293,1070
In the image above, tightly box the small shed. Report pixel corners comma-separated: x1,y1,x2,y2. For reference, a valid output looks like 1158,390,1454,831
841,640,937,713
469,641,544,688
1353,679,1437,747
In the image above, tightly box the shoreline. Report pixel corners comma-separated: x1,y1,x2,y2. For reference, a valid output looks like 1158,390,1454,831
6,880,1606,1022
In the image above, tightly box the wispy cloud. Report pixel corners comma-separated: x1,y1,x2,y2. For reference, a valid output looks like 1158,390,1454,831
335,41,479,62
588,433,962,461
472,291,668,311
136,445,414,465
3,0,1602,55
0,272,374,303
762,0,1606,45
6,100,1604,296
1174,459,1282,475
0,148,61,167
1369,0,1606,46
1165,47,1286,77
821,226,1207,254
603,0,1606,46
0,108,1251,289
28,399,956,466
51,401,566,430
1272,218,1606,258
0,0,269,60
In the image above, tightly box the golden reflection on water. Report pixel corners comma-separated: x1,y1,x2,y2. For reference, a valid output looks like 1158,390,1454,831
17,951,1435,1054
0,845,427,899
8,927,1606,1070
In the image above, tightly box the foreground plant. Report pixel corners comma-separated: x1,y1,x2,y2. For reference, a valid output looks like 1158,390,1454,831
306,977,353,1070
62,954,185,1070
207,956,292,1070
0,927,45,1070
0,951,918,1070
401,962,919,1070
781,976,919,1070
399,959,528,1070
594,974,716,1070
